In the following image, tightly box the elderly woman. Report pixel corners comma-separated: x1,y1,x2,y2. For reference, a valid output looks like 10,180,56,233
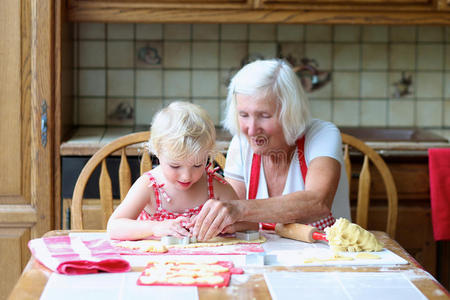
192,59,350,241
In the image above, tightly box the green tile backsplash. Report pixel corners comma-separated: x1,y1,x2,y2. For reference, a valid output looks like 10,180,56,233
73,23,450,128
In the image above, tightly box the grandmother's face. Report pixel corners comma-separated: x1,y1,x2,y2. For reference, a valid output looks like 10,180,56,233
236,93,288,155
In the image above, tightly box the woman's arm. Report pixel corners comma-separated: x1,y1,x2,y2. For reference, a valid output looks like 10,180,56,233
244,156,339,222
193,156,340,240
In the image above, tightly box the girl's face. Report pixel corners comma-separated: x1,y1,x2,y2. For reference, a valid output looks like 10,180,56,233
236,93,288,155
158,153,208,190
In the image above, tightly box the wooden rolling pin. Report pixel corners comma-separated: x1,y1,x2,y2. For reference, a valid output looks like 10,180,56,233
262,223,328,243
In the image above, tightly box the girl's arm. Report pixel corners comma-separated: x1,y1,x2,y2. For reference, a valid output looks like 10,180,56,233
107,174,189,240
226,177,246,200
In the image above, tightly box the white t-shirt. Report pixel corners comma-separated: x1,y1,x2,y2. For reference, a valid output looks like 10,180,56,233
224,119,351,220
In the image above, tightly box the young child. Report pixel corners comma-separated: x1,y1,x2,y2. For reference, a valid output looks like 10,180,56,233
107,101,238,241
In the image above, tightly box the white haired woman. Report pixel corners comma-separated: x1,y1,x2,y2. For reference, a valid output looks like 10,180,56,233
191,59,351,241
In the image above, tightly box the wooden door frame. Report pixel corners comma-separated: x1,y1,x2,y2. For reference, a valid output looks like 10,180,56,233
30,0,55,237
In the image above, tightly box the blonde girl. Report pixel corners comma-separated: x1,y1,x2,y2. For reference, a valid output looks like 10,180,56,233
107,101,240,240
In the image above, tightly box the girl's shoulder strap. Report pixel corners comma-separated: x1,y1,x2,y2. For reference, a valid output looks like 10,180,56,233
145,171,158,186
205,163,229,199
206,164,228,184
206,163,228,185
145,171,163,207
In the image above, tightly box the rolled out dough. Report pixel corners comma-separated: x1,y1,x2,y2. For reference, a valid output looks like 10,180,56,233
304,255,354,263
168,235,267,249
115,235,266,253
355,252,381,259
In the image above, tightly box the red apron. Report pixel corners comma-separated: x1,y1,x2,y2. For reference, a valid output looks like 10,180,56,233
249,136,335,230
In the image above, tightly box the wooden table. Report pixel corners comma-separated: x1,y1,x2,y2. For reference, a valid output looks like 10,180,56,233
8,231,450,300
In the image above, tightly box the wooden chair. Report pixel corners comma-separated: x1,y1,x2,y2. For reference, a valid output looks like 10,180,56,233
341,133,398,238
71,131,226,230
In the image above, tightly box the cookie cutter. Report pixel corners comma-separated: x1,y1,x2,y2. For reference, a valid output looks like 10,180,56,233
245,253,265,266
245,253,277,266
235,230,260,241
161,235,197,245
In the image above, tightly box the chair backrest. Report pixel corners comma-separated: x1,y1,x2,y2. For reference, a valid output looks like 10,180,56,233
341,133,398,238
71,131,226,230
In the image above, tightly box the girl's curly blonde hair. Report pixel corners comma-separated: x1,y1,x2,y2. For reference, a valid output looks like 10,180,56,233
148,101,217,162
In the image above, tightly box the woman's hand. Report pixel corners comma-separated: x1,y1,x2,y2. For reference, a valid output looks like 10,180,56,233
152,216,191,238
221,221,259,234
189,199,242,241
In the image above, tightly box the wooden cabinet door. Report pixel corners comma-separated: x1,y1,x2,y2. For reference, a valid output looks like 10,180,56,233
67,0,254,22
437,0,450,9
258,0,435,10
68,0,253,9
0,0,54,298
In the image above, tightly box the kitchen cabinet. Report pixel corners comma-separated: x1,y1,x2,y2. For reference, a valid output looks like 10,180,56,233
67,0,450,24
76,0,253,8
259,0,436,11
0,0,71,298
437,0,450,9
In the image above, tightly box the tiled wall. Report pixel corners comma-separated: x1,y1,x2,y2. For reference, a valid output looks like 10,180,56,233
73,23,450,128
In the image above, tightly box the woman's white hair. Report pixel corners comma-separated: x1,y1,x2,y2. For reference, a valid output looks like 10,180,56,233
149,101,216,162
222,59,311,146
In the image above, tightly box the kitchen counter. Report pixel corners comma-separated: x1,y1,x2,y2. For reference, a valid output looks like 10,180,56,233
60,126,450,156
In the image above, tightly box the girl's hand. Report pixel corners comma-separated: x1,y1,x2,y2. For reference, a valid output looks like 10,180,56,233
152,216,191,238
184,215,196,231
